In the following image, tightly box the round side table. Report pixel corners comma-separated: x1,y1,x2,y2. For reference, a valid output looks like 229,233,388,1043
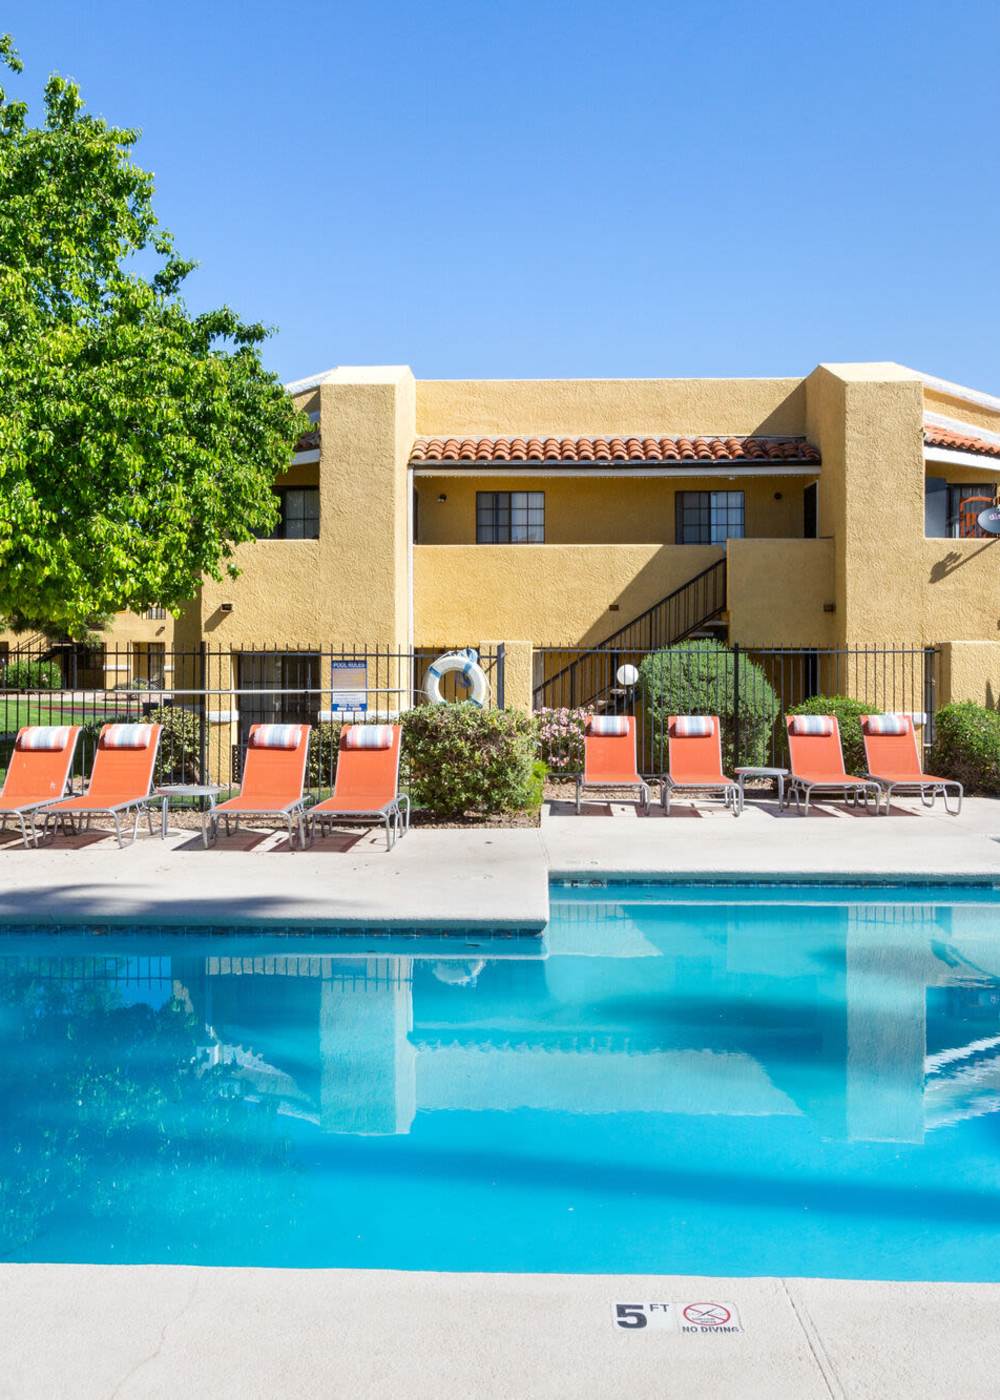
155,784,225,847
734,766,789,806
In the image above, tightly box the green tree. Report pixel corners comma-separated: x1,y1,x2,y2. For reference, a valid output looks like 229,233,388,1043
0,36,306,635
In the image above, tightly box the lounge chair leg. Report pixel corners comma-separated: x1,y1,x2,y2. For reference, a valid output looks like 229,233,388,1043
112,811,123,848
575,777,582,815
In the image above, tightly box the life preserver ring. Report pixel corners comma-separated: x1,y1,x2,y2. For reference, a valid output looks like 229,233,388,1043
424,648,490,708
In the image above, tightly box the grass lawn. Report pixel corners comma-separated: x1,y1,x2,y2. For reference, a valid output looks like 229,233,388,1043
0,697,121,733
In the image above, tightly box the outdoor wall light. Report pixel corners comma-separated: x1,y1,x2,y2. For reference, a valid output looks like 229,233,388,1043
220,602,235,613
774,491,783,500
437,493,448,503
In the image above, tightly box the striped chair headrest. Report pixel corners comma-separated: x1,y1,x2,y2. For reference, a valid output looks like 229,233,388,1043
343,725,394,750
864,714,910,735
673,715,714,738
250,724,303,750
790,715,834,737
588,715,629,737
17,725,71,752
102,723,154,749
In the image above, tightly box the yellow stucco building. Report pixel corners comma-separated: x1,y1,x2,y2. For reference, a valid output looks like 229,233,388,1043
6,360,999,718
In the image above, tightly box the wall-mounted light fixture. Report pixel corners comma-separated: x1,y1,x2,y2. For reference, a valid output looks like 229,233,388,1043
437,493,448,503
823,602,836,613
773,491,783,501
220,602,234,613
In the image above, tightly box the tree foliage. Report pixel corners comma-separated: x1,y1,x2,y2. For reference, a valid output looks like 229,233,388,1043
0,36,305,634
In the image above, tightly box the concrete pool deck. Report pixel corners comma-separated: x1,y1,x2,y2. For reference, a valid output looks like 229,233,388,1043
3,1263,1000,1399
0,793,996,933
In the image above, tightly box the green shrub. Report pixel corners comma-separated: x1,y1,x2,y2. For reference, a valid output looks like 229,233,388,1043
80,705,202,784
786,694,870,774
524,759,547,812
306,720,344,790
929,702,1000,795
400,703,537,818
535,706,588,774
3,658,62,691
639,639,779,770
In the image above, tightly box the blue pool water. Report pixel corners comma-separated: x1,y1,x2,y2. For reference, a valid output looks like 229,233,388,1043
3,881,1000,1280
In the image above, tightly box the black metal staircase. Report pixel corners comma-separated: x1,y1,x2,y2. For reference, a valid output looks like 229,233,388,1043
533,558,727,710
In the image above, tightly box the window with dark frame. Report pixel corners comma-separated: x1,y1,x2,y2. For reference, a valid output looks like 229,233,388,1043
947,483,998,539
476,491,545,543
259,487,320,540
675,490,745,544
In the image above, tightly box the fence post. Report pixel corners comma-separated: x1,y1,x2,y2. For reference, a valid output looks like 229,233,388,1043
198,641,208,783
496,643,506,709
923,645,937,749
732,642,741,769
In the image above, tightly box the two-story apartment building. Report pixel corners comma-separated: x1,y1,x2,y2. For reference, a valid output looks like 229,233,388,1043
6,360,999,714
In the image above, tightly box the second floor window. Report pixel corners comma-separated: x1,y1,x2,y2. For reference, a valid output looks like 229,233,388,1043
948,483,997,538
261,487,320,540
676,490,745,544
476,491,545,543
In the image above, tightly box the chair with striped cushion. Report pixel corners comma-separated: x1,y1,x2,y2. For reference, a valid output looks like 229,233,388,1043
309,724,408,850
861,714,961,815
0,725,82,847
784,714,881,816
41,723,162,847
214,723,312,849
662,715,741,816
576,714,649,814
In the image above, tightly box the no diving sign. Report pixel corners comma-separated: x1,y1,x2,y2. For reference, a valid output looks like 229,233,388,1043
612,1301,743,1335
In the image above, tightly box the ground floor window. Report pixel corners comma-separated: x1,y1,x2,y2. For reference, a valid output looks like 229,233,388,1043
476,491,545,543
237,652,320,743
132,642,165,688
675,490,745,544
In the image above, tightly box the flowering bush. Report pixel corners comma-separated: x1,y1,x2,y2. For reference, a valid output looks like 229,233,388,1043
535,706,589,774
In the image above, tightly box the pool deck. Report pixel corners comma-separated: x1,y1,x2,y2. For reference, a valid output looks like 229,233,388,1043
3,1263,1000,1399
0,794,996,934
1,794,999,1398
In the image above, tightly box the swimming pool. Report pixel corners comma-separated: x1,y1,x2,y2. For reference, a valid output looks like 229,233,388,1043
2,880,1000,1279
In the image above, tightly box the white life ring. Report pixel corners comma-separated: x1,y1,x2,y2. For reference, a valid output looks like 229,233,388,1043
424,648,490,708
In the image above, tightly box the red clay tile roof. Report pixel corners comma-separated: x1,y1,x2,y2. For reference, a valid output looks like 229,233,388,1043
923,423,1000,460
409,435,821,466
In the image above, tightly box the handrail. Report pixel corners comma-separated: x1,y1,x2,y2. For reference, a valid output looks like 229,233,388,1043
534,558,727,708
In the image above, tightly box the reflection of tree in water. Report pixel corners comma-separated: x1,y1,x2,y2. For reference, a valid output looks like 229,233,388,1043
0,975,302,1261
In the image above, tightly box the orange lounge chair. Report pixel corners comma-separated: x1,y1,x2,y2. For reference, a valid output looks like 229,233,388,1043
0,725,82,847
784,715,880,816
309,724,409,850
861,713,962,815
576,715,649,813
40,722,162,847
215,722,311,849
661,715,741,816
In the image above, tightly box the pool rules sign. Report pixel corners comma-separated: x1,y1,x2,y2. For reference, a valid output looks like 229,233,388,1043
612,1301,743,1335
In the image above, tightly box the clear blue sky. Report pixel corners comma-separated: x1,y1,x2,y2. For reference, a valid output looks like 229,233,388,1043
6,1,1000,389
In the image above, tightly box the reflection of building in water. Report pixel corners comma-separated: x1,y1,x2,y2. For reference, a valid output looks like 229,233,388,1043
3,897,1000,1145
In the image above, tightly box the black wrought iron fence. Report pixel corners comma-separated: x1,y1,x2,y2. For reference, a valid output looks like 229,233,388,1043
0,641,504,798
535,642,938,778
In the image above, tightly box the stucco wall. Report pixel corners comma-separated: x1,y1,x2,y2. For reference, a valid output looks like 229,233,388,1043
414,543,723,646
416,378,806,437
939,640,1000,708
198,367,415,648
806,363,976,645
415,473,812,545
726,539,836,647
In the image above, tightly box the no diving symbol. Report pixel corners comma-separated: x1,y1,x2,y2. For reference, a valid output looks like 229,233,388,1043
683,1303,731,1328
